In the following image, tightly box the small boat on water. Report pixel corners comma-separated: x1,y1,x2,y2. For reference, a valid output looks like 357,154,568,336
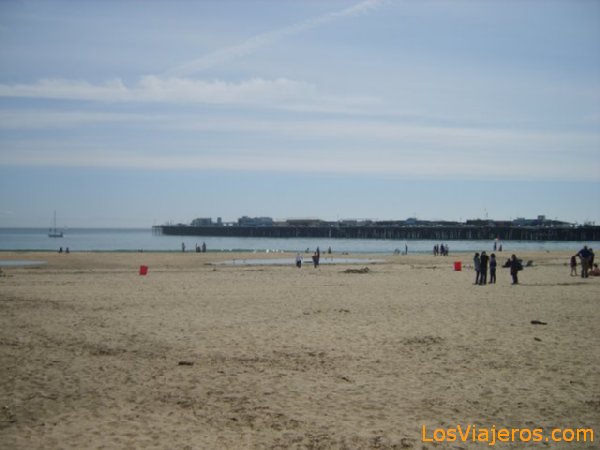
48,211,64,238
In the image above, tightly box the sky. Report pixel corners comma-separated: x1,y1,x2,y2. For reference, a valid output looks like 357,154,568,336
0,0,599,228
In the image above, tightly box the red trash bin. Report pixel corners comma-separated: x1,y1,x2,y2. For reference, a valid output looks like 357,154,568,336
453,261,462,271
139,265,148,275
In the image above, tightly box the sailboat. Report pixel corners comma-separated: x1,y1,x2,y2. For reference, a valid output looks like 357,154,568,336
48,211,64,238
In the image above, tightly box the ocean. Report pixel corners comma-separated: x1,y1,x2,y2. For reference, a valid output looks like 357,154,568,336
0,228,593,254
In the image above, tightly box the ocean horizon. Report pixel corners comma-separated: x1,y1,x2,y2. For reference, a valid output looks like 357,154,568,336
0,227,596,254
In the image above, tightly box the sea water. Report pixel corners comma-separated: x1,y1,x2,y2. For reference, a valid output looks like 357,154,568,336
0,228,594,254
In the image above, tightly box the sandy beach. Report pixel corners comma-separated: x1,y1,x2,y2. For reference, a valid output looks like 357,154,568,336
0,250,598,449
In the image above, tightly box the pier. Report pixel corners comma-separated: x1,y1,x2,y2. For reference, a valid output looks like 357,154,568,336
152,224,600,241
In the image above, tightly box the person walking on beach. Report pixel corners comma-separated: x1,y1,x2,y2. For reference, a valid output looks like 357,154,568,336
489,253,497,284
479,251,489,285
312,252,320,268
296,253,302,269
570,255,578,276
473,253,481,285
577,245,591,278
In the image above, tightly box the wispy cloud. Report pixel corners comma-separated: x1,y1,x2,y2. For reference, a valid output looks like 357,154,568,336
165,0,385,77
0,78,129,102
1,145,594,182
2,108,597,172
2,125,597,182
0,76,316,104
3,108,595,158
0,76,384,115
0,1,385,108
0,110,163,129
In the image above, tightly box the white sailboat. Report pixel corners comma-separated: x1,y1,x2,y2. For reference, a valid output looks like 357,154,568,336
48,211,63,238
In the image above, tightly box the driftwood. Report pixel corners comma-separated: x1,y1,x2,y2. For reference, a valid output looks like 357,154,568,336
343,267,370,274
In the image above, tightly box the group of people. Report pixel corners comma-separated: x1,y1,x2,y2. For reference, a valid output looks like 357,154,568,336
571,245,598,278
433,244,449,256
180,242,207,253
296,246,324,268
473,251,497,285
296,246,334,268
473,244,598,285
58,247,70,254
472,252,523,285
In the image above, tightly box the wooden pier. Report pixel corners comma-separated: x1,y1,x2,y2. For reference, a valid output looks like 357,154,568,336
153,225,600,241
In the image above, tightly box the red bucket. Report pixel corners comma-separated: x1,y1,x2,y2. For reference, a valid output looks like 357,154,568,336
139,265,148,275
453,261,462,271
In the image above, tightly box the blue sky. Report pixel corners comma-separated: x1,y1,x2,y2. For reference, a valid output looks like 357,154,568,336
0,0,599,227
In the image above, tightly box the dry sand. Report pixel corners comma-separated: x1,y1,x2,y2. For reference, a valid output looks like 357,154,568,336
0,250,598,449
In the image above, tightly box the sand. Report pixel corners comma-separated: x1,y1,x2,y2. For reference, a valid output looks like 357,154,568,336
0,250,598,449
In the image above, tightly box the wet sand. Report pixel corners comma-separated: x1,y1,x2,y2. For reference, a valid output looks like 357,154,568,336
1,250,598,449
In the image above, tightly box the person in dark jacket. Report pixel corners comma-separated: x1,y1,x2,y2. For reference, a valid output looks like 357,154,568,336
509,254,521,285
473,253,481,285
489,253,497,284
577,246,591,278
479,251,489,285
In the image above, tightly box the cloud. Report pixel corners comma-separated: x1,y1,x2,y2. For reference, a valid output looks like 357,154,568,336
0,78,128,101
2,126,597,182
1,146,591,181
136,76,316,104
165,0,385,77
0,0,386,108
0,76,317,105
0,75,384,116
0,110,163,129
2,108,597,166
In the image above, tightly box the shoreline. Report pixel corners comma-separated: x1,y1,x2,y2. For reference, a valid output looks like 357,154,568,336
0,250,586,272
0,249,582,263
0,245,595,255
